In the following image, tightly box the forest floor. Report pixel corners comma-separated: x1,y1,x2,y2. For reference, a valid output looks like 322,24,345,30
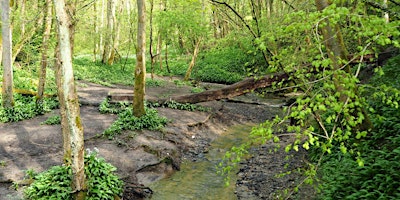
0,75,314,200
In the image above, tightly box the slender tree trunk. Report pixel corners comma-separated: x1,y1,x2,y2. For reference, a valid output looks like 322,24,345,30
184,38,202,81
165,42,171,74
133,0,146,117
315,0,372,131
99,0,105,57
157,33,162,70
383,0,389,23
102,0,116,65
12,6,44,63
149,0,155,79
37,0,53,105
110,0,122,64
93,0,98,61
20,0,26,36
53,0,86,198
2,0,14,108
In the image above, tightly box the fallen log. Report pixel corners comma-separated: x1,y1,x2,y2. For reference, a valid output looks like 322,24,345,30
14,88,57,98
109,73,289,104
155,72,289,104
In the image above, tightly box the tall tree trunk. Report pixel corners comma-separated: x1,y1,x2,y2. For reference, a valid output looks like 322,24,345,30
93,0,98,61
383,0,389,22
37,0,53,106
2,0,14,108
110,0,121,64
165,42,171,74
133,0,146,117
99,0,105,57
53,0,86,198
184,38,202,81
315,0,372,131
20,0,26,36
102,0,116,65
157,32,162,70
149,0,155,79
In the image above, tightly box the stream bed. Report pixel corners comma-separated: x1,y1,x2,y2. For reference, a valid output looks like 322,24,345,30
149,125,254,200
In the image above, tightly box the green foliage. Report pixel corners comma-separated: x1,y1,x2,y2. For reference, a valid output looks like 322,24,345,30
41,115,61,125
9,64,58,95
147,100,210,112
313,54,400,199
102,101,168,138
156,0,209,53
84,150,124,200
193,47,256,84
146,78,165,87
217,3,400,198
73,57,135,86
24,151,123,200
100,98,210,138
24,166,72,199
99,98,131,114
0,95,59,123
190,87,205,93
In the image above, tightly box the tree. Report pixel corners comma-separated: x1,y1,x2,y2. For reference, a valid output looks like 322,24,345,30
183,38,202,81
2,0,14,108
53,0,86,198
102,0,116,65
133,0,146,117
37,0,53,107
156,0,208,79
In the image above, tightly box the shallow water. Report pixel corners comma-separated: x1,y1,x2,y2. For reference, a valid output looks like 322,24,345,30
149,125,253,200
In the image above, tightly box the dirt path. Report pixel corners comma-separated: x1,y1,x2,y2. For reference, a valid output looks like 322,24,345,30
0,77,310,200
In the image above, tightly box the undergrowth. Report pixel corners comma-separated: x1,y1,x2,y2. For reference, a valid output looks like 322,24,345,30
0,95,59,123
316,55,400,199
192,46,256,84
99,98,209,138
40,115,61,125
24,150,123,200
100,99,168,139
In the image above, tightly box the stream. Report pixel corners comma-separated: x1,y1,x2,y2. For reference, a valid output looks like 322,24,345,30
149,125,254,200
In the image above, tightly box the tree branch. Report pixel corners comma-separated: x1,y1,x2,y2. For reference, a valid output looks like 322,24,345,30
363,0,400,20
210,0,258,39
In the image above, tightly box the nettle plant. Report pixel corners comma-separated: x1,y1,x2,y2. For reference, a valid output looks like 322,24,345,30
219,1,400,190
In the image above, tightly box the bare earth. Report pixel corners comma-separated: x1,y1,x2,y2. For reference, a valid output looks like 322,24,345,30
0,76,311,200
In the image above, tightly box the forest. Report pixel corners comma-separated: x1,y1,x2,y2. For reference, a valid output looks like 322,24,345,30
0,0,400,199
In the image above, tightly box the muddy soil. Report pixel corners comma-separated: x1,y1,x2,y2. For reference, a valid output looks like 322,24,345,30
0,76,312,200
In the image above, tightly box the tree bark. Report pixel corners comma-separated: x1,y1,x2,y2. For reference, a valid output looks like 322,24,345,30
93,0,98,61
315,0,372,131
53,0,86,197
159,73,288,104
12,8,44,63
102,0,116,65
184,38,202,81
149,0,155,79
2,0,14,108
37,0,53,105
133,0,146,117
109,73,289,105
